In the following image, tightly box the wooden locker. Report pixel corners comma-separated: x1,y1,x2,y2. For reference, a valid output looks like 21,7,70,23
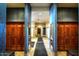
6,22,24,51
57,22,78,51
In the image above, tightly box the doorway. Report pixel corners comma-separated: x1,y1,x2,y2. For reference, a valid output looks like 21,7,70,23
37,28,41,37
43,27,46,35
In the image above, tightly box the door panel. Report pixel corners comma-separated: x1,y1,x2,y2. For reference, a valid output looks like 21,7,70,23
6,22,24,51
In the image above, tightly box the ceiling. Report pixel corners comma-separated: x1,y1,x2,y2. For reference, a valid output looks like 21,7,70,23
30,3,50,7
31,4,50,23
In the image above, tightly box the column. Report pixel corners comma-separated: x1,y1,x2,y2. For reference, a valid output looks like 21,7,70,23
25,4,31,52
0,3,6,52
49,4,57,52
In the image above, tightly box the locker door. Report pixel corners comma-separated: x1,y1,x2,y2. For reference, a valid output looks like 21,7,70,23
12,24,17,50
70,24,78,50
6,24,16,51
57,24,65,50
64,24,70,50
16,24,24,50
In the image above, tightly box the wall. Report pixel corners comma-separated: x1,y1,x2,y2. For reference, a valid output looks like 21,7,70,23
57,8,78,22
7,8,24,22
25,4,31,52
0,3,6,52
49,4,57,52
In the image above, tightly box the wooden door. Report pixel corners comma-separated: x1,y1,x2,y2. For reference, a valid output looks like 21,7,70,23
6,22,24,51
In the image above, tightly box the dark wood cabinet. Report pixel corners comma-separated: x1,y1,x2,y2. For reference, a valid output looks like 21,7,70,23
57,22,78,51
6,22,24,51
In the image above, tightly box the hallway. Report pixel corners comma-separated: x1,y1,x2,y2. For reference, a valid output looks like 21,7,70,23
34,37,48,56
26,37,68,56
0,3,78,56
27,37,54,56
